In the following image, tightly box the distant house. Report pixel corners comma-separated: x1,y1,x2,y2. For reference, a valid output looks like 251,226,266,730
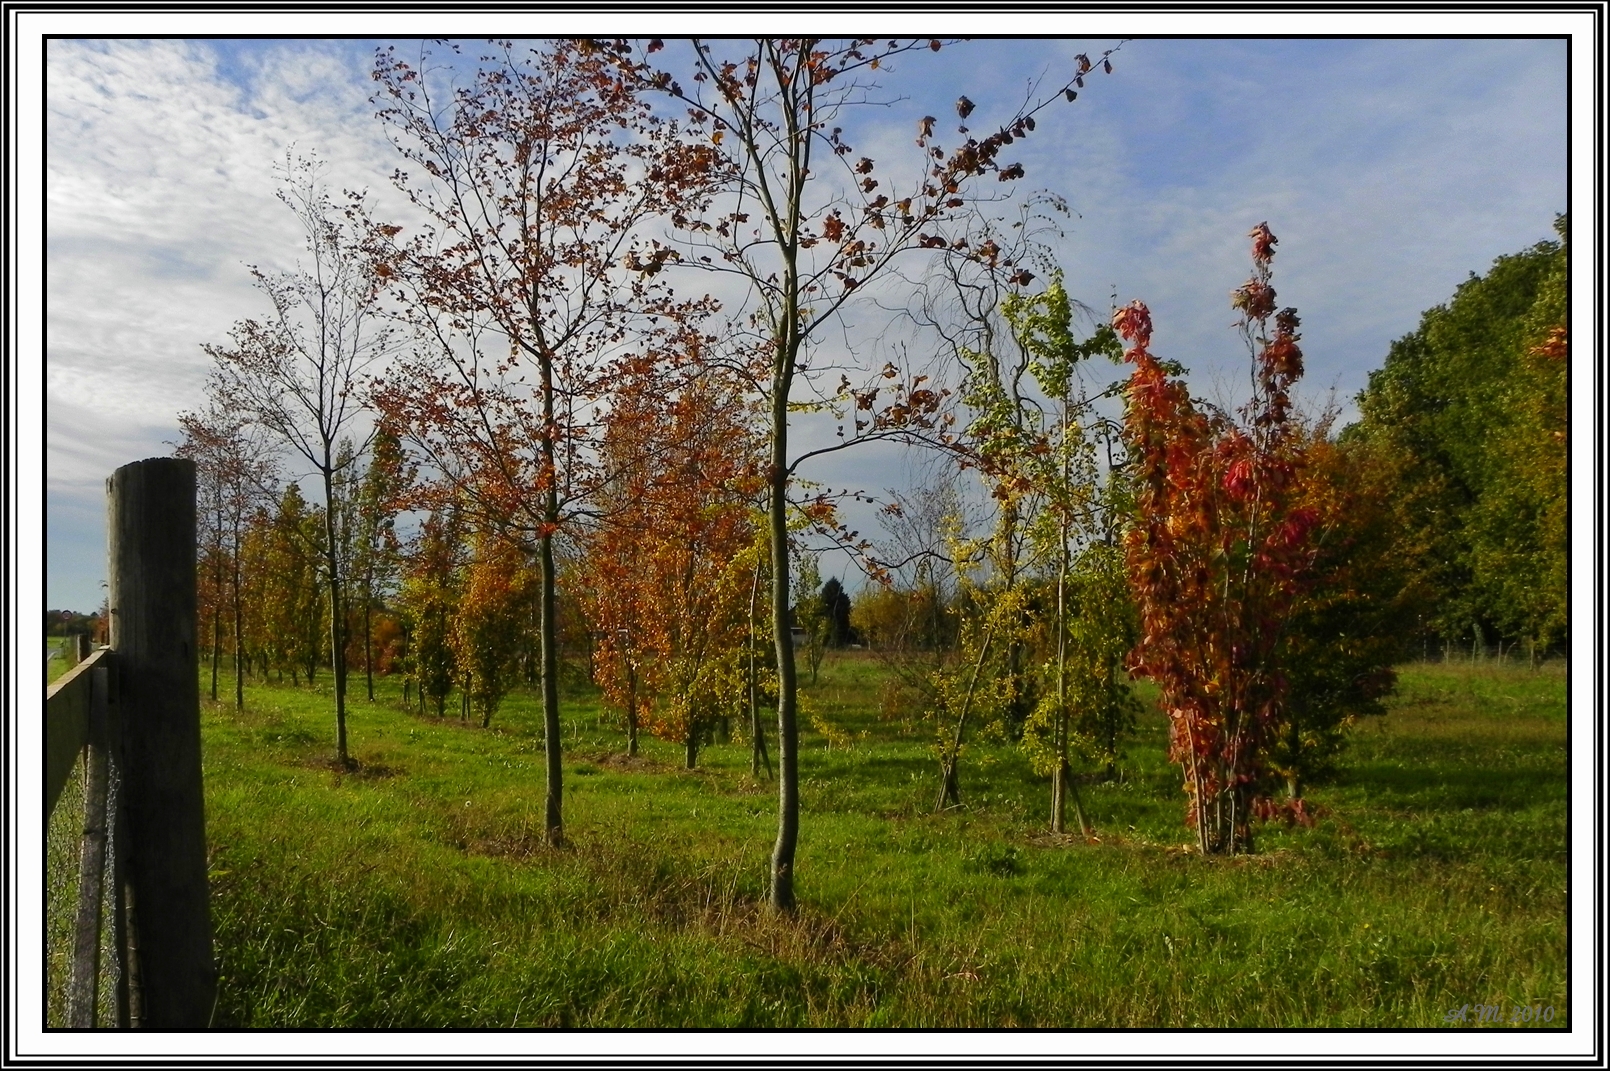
789,626,809,649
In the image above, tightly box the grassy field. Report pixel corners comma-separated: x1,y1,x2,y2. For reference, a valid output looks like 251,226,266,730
188,652,1566,1028
45,636,75,685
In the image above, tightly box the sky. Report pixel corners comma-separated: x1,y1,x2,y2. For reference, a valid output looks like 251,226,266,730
31,27,1574,614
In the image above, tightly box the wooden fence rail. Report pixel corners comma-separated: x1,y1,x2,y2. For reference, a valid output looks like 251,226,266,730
45,457,214,1029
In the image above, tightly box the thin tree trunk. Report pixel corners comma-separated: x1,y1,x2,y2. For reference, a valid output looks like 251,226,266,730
749,559,770,779
364,574,374,702
323,467,349,767
936,618,997,812
626,660,638,757
209,546,222,703
231,530,244,712
769,374,799,910
539,348,565,847
1052,510,1069,836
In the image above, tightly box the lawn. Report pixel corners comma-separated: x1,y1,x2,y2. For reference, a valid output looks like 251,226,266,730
188,652,1566,1028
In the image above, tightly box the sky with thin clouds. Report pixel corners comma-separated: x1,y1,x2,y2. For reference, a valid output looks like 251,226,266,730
40,32,1569,612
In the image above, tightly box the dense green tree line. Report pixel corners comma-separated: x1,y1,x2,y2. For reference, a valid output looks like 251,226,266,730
1346,216,1568,658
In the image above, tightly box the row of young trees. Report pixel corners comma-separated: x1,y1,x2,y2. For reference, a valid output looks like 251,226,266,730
833,224,1407,852
171,38,1547,906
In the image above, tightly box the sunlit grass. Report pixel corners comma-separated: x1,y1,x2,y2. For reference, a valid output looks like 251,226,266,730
199,652,1568,1028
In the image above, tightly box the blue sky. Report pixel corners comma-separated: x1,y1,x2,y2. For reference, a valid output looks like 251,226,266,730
36,32,1573,612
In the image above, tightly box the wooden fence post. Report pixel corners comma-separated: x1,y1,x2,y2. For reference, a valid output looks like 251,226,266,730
107,458,215,1028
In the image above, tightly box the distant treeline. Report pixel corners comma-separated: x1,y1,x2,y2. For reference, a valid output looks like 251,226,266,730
45,609,100,638
1345,215,1568,658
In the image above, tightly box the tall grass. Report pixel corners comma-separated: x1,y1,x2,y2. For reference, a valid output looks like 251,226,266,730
197,653,1566,1028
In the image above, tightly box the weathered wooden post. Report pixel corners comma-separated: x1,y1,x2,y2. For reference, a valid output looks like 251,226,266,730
107,458,215,1028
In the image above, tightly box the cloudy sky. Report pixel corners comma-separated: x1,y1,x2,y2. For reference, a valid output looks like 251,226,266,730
28,20,1578,613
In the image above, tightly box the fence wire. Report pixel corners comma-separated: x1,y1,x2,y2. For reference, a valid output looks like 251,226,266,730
45,749,125,1029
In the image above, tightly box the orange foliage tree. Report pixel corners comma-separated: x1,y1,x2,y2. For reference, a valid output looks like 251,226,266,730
452,531,534,729
582,353,767,768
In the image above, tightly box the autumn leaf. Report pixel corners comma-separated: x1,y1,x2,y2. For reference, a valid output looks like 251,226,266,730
956,95,975,119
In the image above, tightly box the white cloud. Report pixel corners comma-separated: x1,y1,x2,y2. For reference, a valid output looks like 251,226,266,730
43,38,405,606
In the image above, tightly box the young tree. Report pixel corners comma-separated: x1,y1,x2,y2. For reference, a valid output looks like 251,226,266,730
989,276,1137,835
399,506,464,719
351,424,409,701
453,531,532,729
260,484,327,689
582,355,766,768
176,405,279,710
820,577,853,648
1117,224,1320,855
370,39,719,844
1265,428,1401,800
206,156,391,766
621,36,1119,909
791,551,828,684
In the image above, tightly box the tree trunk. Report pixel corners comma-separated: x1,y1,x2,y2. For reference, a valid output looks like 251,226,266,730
540,523,563,845
364,578,374,702
769,373,799,911
626,662,639,758
322,466,349,767
539,347,565,847
1052,512,1068,836
748,559,770,779
1051,760,1066,836
935,619,996,812
209,552,222,703
231,531,244,712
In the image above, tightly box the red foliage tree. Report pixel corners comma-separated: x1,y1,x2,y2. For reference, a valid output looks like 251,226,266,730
1117,224,1319,855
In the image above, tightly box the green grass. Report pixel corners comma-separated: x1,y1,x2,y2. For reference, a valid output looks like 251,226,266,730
45,636,75,685
197,654,1568,1028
